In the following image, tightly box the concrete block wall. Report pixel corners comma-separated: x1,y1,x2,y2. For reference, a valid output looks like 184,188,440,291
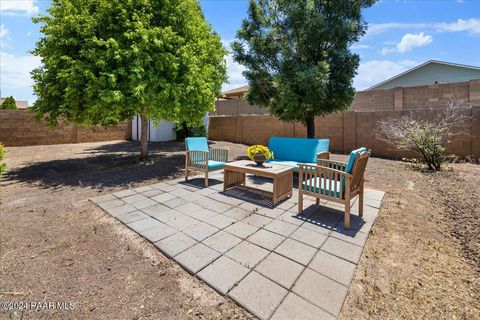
209,106,480,159
350,80,478,111
0,110,132,147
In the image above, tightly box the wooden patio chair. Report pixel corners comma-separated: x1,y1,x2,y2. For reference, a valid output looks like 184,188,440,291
298,148,370,230
185,137,228,187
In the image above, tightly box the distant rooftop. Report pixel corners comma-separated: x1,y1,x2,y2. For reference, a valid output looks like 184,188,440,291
367,60,480,91
221,85,249,99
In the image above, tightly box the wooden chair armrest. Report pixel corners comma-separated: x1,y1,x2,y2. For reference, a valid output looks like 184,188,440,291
316,159,347,171
186,150,208,168
316,151,330,160
209,148,228,162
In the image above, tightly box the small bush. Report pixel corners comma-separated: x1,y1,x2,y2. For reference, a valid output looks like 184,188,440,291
0,144,6,176
376,100,470,171
1,96,17,110
176,122,207,141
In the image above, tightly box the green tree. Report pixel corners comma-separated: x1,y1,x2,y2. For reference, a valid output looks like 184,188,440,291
32,0,226,159
232,0,374,137
1,96,17,110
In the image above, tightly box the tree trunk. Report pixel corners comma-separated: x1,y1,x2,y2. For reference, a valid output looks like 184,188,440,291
140,107,148,160
181,121,190,138
306,113,315,138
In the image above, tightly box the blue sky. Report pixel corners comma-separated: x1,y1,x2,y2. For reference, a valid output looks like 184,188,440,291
1,0,479,104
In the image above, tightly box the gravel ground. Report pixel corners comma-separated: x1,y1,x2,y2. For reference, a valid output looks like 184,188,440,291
1,140,479,319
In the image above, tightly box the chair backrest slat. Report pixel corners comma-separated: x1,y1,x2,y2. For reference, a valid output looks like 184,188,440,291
350,152,369,192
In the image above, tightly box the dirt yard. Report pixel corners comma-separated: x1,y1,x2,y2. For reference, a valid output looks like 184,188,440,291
1,140,479,319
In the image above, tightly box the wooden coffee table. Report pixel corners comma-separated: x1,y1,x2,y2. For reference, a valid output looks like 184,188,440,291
223,160,293,205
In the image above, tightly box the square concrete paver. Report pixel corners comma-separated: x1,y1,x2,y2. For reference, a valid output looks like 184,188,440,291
197,256,250,294
229,271,288,320
113,189,136,198
321,237,363,264
224,221,259,239
203,231,242,253
255,252,304,289
116,210,149,224
223,207,251,220
226,241,269,268
275,238,317,266
247,229,285,251
141,222,177,242
94,174,384,320
175,243,220,274
206,214,236,229
242,214,273,228
165,215,198,231
264,219,299,237
122,193,149,204
271,293,335,320
183,222,219,241
142,204,178,222
154,232,197,258
290,227,329,248
126,216,162,232
308,250,357,286
293,268,348,317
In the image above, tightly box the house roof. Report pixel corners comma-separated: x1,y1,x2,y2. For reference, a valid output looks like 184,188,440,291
367,60,480,91
222,85,249,97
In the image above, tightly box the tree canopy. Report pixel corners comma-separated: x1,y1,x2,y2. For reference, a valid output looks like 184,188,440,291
232,0,375,137
32,0,227,157
1,96,17,110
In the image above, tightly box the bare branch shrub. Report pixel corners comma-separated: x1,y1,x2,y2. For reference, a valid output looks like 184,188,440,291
376,99,471,170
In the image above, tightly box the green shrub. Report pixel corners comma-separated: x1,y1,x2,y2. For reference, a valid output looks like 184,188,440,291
1,96,17,110
0,144,6,176
176,122,207,141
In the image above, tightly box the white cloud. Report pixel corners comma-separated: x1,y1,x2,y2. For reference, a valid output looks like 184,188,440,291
396,32,433,53
379,32,433,55
354,59,418,90
366,23,428,37
436,18,480,34
0,24,8,39
0,51,41,89
26,31,32,36
0,0,39,16
366,18,480,37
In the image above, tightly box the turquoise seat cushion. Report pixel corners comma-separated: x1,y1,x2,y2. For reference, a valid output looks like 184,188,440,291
302,177,341,198
185,137,208,151
268,159,316,171
269,137,326,164
345,147,367,173
191,160,225,170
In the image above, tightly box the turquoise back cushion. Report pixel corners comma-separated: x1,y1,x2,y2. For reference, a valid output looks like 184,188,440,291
317,139,329,154
185,137,208,151
345,147,367,173
268,137,327,163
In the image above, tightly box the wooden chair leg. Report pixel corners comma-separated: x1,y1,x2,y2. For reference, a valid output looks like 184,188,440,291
185,167,189,181
359,180,364,217
205,169,209,187
344,201,350,230
298,190,303,214
315,198,320,205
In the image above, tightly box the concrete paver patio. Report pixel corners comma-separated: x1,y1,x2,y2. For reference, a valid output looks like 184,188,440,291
91,171,384,320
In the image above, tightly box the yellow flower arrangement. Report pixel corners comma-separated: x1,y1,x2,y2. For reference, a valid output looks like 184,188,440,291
247,145,274,161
